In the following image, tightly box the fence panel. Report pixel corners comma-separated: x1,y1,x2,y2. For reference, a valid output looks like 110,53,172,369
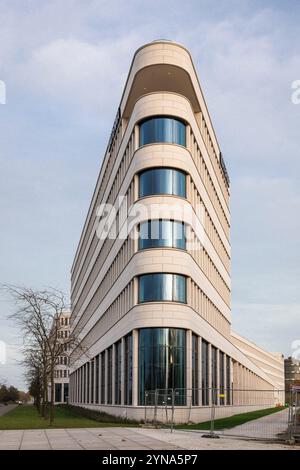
288,390,300,442
144,388,289,441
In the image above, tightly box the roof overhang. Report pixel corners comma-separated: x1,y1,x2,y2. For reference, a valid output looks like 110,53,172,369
122,63,200,119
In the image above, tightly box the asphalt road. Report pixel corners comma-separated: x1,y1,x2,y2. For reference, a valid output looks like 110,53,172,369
0,404,17,417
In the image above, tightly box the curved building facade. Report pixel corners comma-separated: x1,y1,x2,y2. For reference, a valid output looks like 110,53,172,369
69,41,284,422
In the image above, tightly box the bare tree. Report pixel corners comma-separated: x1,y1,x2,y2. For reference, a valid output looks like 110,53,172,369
23,348,47,415
4,285,87,425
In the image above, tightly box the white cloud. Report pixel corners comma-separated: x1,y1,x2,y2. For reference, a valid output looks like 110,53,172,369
182,11,300,168
16,35,141,115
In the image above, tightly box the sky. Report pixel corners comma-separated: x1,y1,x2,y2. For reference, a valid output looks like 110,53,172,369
0,0,300,389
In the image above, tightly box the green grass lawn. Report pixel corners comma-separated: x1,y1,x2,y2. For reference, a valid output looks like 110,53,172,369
0,405,136,430
0,404,287,431
176,406,287,431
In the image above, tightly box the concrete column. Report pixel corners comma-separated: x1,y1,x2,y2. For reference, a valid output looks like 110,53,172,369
186,278,192,307
132,329,139,406
133,216,139,253
186,330,192,406
134,174,139,202
121,337,125,405
186,124,191,151
112,344,116,405
186,174,192,201
134,124,139,150
133,277,139,305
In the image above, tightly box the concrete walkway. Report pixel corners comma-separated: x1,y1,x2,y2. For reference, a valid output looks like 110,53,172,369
219,408,289,440
0,427,181,450
0,426,297,450
0,404,17,417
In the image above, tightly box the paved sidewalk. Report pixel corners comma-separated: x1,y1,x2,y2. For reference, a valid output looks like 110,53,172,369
221,408,289,439
133,427,298,450
0,404,17,417
0,427,298,450
0,427,181,450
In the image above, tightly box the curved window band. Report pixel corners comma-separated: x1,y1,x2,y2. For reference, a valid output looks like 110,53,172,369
139,220,186,250
138,273,186,303
139,168,186,198
139,116,186,147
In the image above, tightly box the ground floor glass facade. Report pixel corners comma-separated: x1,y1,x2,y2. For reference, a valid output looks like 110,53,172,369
69,328,236,409
138,328,186,405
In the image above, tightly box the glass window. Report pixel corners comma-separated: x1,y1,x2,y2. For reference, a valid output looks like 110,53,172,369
86,362,90,403
114,341,122,405
124,333,133,405
211,346,218,405
55,383,62,403
139,116,186,146
226,356,232,405
139,168,186,198
219,351,225,405
83,364,86,403
95,355,99,404
101,352,105,404
91,360,94,404
192,333,199,405
107,347,113,404
139,328,186,406
139,273,186,303
80,367,83,403
139,220,186,250
202,340,209,406
63,383,69,403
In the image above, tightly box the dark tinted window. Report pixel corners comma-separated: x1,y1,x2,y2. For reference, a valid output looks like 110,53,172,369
140,116,186,146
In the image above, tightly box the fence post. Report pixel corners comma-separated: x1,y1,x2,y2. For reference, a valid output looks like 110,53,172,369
202,388,220,439
287,390,295,443
210,388,215,436
171,389,175,433
154,389,158,426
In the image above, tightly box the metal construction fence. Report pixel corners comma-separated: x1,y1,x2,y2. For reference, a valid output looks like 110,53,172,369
143,388,299,441
287,389,300,442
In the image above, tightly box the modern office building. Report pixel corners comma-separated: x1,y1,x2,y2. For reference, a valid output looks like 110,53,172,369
285,356,300,402
69,40,284,422
48,311,71,404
